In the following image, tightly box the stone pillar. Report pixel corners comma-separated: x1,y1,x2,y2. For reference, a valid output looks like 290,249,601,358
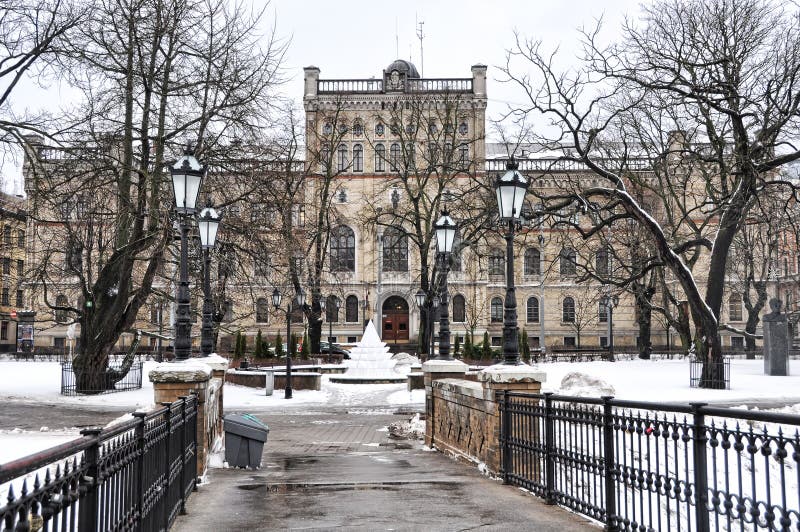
478,364,547,473
150,361,213,477
195,354,229,437
303,66,320,99
471,64,487,98
423,359,468,447
763,298,790,376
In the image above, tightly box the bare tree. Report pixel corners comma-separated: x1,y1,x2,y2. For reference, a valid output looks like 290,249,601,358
501,0,800,387
25,0,285,392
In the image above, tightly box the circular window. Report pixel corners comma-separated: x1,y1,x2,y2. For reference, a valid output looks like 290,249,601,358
375,123,385,136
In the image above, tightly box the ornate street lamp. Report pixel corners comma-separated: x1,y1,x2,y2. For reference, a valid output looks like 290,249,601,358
600,294,620,361
494,157,528,365
272,287,305,399
170,147,205,361
198,200,221,356
434,210,457,360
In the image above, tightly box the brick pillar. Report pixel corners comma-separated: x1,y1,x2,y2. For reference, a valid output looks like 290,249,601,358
422,359,468,448
478,364,547,473
149,361,213,477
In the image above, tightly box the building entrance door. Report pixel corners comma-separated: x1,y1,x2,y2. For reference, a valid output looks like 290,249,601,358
381,296,409,343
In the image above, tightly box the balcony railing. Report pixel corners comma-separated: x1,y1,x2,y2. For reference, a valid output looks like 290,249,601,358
317,77,474,95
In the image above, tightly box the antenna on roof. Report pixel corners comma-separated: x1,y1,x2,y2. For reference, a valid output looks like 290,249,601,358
416,16,425,77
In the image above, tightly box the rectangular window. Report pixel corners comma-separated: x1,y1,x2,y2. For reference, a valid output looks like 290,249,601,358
54,337,65,349
3,226,10,245
17,230,24,248
0,321,7,341
491,336,502,347
600,336,608,347
291,204,305,228
16,259,23,278
2,288,9,306
731,336,745,349
347,336,357,343
15,290,23,308
2,258,9,275
488,253,504,276
599,302,608,323
563,336,576,347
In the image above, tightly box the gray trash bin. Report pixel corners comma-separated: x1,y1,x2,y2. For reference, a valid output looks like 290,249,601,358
263,369,275,396
224,413,269,469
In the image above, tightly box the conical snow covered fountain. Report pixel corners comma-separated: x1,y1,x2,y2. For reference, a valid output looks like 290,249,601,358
329,320,408,384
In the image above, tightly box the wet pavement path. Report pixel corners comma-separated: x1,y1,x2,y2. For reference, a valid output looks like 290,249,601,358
172,408,594,532
0,402,128,431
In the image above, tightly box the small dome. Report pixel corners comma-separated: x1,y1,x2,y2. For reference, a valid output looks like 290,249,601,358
386,59,420,78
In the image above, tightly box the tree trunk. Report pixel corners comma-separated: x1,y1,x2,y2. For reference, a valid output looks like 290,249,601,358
309,291,322,354
635,289,654,360
697,323,725,389
744,313,760,357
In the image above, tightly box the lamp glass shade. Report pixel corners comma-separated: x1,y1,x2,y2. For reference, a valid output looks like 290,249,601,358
295,288,306,307
415,289,426,309
198,206,220,249
434,211,457,254
494,161,528,220
271,288,282,309
171,152,204,213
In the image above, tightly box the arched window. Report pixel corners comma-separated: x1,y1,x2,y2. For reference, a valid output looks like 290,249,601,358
560,248,577,276
352,144,363,172
330,225,355,272
345,295,359,323
490,297,504,323
383,226,408,271
256,297,269,323
375,144,386,172
452,294,466,323
488,249,504,276
527,297,540,323
729,293,743,321
55,294,69,323
562,297,575,323
524,248,541,275
389,143,401,171
352,120,363,137
326,295,340,322
596,247,610,276
337,144,348,171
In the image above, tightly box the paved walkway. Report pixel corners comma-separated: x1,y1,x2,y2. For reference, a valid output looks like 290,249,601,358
173,408,594,531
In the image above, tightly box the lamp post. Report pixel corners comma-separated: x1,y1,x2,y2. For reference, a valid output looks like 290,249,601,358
170,147,205,361
538,232,546,354
434,210,457,360
272,287,305,399
601,294,620,361
198,200,221,356
415,288,426,357
494,158,529,365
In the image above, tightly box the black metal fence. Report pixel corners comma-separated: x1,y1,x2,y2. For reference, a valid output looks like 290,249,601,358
61,361,144,396
690,357,731,390
0,394,198,531
500,391,800,531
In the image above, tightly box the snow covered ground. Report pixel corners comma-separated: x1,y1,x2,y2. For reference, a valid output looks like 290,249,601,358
540,358,800,404
1,358,799,465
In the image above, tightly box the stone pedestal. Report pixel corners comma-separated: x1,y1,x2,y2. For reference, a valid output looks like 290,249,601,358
479,364,547,472
150,360,213,476
423,359,468,447
194,354,228,442
763,298,790,376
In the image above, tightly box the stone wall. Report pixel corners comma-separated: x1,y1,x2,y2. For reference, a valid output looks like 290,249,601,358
427,370,543,475
225,369,322,391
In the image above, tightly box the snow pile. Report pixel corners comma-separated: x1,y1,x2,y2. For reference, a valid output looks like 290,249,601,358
391,352,421,375
387,413,425,440
386,388,425,405
558,371,615,397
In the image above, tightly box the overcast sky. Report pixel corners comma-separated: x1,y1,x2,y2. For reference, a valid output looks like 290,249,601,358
2,0,642,194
